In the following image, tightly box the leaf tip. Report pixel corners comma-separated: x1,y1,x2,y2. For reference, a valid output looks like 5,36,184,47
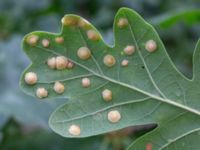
61,15,79,26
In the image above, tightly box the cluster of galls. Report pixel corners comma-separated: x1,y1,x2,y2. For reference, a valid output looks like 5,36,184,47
24,72,65,98
25,33,74,98
62,15,101,41
47,56,74,70
24,16,158,136
26,35,64,47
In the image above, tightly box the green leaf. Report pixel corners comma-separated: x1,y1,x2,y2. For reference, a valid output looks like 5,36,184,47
150,9,200,28
20,8,200,149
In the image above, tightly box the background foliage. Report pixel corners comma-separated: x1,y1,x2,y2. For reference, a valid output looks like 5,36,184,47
0,0,199,149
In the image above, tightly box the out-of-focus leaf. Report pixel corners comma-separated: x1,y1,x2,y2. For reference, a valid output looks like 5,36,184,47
150,9,200,28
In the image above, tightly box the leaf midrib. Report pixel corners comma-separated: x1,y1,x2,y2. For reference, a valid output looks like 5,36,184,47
35,45,200,117
34,35,200,116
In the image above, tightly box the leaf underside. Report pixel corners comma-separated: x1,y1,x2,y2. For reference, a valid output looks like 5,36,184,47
20,8,200,150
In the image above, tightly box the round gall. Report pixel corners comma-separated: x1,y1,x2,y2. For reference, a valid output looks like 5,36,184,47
145,40,157,52
47,57,56,69
124,45,135,55
102,89,112,101
82,78,90,88
24,72,38,85
54,81,65,94
87,30,100,41
103,54,116,67
56,56,68,70
108,110,121,123
67,61,74,69
68,125,81,136
77,47,91,60
55,37,64,44
121,59,129,67
61,16,77,26
42,39,50,48
36,87,48,98
26,35,39,46
78,19,90,28
117,18,128,28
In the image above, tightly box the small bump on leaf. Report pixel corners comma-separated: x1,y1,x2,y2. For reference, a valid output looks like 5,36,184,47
47,57,56,69
103,54,116,67
54,81,65,94
108,110,121,123
66,61,74,69
145,40,157,52
77,47,91,60
24,72,38,85
117,18,128,28
68,125,81,136
42,39,50,48
26,35,39,46
121,59,129,67
102,89,112,101
61,16,78,26
78,19,90,29
81,78,90,88
87,30,100,41
56,56,68,70
146,143,153,150
124,45,135,55
55,37,64,44
36,87,48,99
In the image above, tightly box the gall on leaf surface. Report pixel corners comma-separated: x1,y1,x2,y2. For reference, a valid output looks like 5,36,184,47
20,8,200,150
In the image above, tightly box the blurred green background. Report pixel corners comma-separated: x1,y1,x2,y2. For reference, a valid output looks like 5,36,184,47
0,0,199,149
